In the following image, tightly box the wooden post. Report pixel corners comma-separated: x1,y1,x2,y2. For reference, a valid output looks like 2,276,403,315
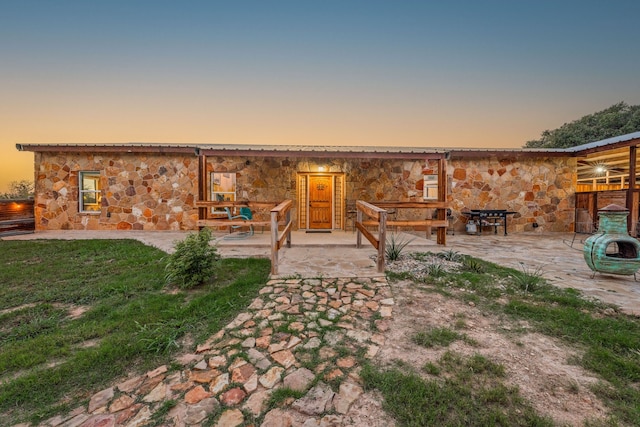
271,209,278,275
436,157,448,245
378,210,387,273
197,153,208,224
356,208,362,248
286,210,291,248
627,145,637,232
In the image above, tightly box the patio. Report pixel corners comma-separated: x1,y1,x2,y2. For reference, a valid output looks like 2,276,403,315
3,230,640,315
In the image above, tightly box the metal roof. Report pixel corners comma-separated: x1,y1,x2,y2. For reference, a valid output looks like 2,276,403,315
16,142,567,156
15,132,640,157
563,131,640,153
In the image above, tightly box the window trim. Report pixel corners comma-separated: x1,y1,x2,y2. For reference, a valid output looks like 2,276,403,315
79,171,102,213
423,174,439,200
210,172,237,215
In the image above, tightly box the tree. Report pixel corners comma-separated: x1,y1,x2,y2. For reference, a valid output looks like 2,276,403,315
0,180,34,199
524,102,640,149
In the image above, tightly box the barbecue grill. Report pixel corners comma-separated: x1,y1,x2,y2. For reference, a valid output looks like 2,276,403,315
463,209,516,235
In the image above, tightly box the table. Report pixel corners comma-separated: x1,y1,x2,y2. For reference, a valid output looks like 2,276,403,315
462,209,516,235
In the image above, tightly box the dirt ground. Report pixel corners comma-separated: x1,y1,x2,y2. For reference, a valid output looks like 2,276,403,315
356,276,611,427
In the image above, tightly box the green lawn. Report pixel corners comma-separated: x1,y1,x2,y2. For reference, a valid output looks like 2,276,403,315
0,239,270,425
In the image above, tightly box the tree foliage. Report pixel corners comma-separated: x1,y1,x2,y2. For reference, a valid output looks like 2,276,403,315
524,102,640,149
0,180,34,199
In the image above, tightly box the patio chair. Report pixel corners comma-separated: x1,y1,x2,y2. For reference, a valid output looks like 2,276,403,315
564,208,597,248
223,207,254,239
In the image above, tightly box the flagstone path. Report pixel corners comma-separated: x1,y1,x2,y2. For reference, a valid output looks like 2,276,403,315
39,276,394,427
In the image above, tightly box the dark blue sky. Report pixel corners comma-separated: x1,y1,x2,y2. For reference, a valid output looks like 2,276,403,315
2,0,640,188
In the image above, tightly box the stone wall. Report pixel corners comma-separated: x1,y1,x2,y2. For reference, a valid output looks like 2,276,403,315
448,156,577,233
33,152,199,230
206,155,431,228
31,151,577,233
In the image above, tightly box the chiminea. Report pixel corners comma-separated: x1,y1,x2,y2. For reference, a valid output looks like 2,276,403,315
583,204,640,278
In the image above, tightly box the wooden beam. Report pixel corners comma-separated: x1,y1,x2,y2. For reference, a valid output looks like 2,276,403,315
197,220,271,227
356,200,385,219
362,219,448,227
627,145,637,230
371,201,448,209
437,157,448,245
355,222,379,250
198,154,208,222
276,221,293,250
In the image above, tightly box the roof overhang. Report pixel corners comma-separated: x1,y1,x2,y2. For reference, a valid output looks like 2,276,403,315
16,143,198,155
15,131,640,159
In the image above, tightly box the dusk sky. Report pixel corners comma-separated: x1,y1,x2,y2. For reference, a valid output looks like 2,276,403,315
2,1,640,192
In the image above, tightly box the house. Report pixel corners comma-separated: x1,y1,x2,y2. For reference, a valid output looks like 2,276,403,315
16,131,640,234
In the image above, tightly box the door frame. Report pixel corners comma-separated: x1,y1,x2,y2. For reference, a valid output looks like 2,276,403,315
297,172,346,230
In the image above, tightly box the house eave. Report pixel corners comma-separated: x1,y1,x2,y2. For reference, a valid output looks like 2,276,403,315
16,143,198,155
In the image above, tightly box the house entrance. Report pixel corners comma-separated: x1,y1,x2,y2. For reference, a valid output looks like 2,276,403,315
309,175,333,229
297,173,345,230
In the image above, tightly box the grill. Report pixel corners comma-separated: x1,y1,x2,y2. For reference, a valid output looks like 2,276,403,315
463,209,516,235
583,204,640,278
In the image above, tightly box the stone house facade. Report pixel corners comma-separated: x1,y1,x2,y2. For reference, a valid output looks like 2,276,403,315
17,143,584,234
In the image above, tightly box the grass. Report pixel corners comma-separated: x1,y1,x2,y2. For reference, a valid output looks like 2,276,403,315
412,326,475,348
0,239,270,426
361,355,551,427
4,240,640,425
385,251,640,426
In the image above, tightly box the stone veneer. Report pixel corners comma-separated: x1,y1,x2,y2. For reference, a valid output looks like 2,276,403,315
448,156,576,233
31,151,577,233
33,152,199,231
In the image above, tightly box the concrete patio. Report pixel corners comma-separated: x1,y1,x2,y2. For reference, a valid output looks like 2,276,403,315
3,229,640,315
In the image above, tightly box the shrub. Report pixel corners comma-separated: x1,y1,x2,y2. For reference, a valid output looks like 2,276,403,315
385,233,414,261
437,249,463,262
165,228,220,289
462,256,485,273
427,263,446,277
511,262,545,292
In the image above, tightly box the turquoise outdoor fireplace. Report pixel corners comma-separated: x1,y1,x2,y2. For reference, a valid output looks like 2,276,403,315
583,204,640,278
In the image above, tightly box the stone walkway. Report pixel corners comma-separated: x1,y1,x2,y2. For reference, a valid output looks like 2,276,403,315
38,277,394,427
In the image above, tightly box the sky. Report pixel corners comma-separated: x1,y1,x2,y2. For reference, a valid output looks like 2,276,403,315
1,0,640,192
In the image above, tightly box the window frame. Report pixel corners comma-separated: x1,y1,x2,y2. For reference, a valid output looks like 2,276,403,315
210,172,237,215
423,174,439,200
79,171,102,213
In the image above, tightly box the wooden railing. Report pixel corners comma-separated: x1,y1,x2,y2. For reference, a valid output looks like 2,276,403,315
0,199,35,237
355,201,388,273
355,200,448,273
270,200,293,275
195,200,293,275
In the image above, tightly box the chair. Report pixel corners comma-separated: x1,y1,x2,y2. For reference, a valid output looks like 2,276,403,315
445,208,455,235
223,207,254,239
565,208,596,248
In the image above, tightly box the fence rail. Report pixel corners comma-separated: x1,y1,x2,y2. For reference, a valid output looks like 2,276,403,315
355,200,448,273
196,199,293,275
0,199,35,237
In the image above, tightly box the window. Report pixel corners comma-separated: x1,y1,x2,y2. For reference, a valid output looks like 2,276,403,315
79,171,102,212
211,172,236,214
423,174,438,200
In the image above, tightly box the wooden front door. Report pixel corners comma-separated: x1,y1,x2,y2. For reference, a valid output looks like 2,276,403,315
309,175,333,229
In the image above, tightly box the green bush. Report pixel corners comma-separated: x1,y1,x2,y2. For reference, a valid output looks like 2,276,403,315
165,228,220,289
385,233,414,261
